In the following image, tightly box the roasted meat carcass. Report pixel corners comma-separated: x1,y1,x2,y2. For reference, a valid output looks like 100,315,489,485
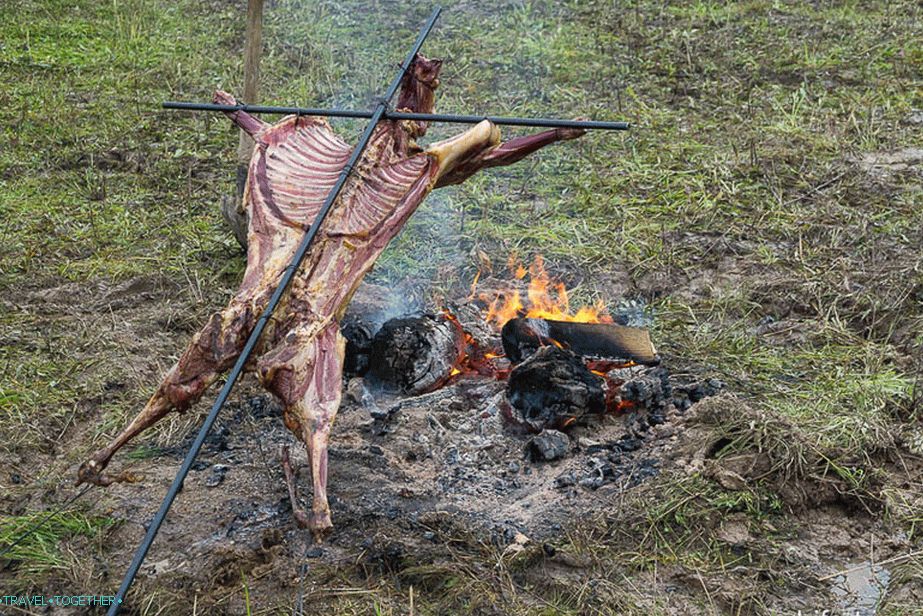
77,54,586,538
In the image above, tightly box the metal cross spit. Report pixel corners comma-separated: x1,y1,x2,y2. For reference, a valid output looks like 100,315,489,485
105,6,629,613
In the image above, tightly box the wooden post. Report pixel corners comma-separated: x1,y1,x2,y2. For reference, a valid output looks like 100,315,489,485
223,0,264,247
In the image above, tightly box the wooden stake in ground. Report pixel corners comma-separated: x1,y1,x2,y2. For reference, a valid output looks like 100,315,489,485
223,0,264,247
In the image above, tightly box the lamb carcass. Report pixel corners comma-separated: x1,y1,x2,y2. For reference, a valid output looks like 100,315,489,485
77,54,586,539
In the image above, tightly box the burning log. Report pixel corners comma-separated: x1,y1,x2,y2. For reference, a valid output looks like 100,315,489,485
367,314,465,395
501,317,660,365
505,346,605,432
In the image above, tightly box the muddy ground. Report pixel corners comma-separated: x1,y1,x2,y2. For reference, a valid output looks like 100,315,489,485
3,269,921,615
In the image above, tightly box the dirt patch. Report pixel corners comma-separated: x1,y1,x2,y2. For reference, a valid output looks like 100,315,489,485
6,349,920,615
854,147,923,179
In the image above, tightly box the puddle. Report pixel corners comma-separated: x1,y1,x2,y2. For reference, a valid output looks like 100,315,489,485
829,561,890,615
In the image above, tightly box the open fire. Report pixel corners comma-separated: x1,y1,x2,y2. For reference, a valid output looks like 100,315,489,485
350,255,664,428
475,254,612,327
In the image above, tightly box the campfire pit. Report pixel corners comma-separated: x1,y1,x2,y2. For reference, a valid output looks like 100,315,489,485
345,254,681,446
326,260,726,528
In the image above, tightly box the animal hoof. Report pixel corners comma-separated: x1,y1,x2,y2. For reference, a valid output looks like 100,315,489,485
309,511,333,543
76,460,141,487
76,460,105,486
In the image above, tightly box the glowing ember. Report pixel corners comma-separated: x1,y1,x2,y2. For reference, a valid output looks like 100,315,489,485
442,255,639,419
477,255,612,327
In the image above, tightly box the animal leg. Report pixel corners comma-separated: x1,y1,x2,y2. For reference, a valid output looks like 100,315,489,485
214,90,267,136
280,444,311,528
77,296,259,486
432,122,586,188
259,320,345,541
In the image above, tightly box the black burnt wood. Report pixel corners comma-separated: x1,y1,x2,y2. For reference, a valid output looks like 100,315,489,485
366,314,464,395
501,317,660,365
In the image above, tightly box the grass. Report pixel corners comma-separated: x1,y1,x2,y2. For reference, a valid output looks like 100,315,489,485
1,0,921,613
0,509,115,590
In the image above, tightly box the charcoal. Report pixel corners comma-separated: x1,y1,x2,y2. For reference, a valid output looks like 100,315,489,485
506,346,605,431
205,464,229,488
672,377,725,411
628,459,660,486
621,367,672,414
617,435,642,452
673,396,693,413
688,378,725,402
527,429,571,461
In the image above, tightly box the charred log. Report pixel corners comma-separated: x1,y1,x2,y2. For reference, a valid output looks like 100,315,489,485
341,283,415,377
506,346,605,432
501,317,659,365
443,301,500,350
341,317,375,377
367,314,465,395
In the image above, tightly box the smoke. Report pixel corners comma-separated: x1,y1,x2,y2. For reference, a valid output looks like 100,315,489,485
611,298,655,328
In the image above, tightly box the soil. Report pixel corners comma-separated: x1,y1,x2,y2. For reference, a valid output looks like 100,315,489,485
3,276,919,615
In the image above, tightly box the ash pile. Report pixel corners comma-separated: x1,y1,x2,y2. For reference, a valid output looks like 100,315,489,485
326,275,724,540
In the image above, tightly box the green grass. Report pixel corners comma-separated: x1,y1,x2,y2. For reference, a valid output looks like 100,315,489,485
1,0,921,613
0,510,115,583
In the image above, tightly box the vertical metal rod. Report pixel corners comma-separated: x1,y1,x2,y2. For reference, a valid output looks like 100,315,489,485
105,7,442,614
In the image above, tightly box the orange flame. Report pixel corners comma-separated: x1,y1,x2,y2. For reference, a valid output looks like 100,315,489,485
477,255,612,327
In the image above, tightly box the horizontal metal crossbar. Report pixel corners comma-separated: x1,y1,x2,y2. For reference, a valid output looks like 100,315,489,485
162,101,631,131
